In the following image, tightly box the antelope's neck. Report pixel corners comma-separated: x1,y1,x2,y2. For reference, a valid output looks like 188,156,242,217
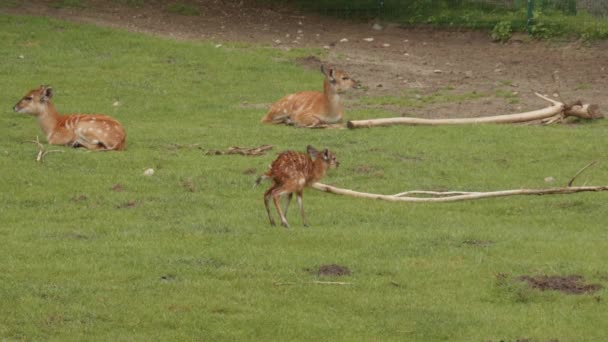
323,80,342,117
36,102,61,138
310,158,328,183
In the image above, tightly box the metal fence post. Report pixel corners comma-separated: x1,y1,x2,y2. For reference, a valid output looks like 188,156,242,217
526,0,535,33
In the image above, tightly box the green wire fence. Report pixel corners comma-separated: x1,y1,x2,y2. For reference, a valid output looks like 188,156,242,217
287,0,608,39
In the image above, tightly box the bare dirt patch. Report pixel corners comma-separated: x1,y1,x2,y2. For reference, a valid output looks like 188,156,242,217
116,200,140,209
315,264,352,277
111,183,125,192
462,239,494,247
204,145,273,156
242,168,257,175
70,194,88,202
295,55,324,70
181,178,197,192
4,0,607,119
517,275,602,294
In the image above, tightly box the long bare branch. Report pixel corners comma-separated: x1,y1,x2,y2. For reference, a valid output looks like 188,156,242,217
347,93,601,129
312,183,608,203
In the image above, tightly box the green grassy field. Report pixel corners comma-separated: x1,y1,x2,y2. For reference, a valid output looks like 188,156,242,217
1,14,608,341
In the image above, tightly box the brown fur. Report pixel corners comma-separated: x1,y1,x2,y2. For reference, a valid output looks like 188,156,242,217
261,65,357,127
13,85,126,151
258,145,339,227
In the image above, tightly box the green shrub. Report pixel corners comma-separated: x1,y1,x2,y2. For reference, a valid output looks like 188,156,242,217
51,0,85,9
491,21,512,42
166,3,200,16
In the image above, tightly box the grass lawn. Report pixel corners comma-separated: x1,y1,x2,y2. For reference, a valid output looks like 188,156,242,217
1,14,608,341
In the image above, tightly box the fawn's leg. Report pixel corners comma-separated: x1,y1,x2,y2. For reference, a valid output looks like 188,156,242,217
283,193,293,218
296,191,308,227
272,189,290,228
264,186,276,226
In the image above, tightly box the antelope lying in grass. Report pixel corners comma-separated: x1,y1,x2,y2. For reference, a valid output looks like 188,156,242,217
13,85,126,151
257,145,339,228
261,65,357,128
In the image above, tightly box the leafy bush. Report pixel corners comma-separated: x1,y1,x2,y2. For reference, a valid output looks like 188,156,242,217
51,0,85,9
166,2,200,16
491,21,513,42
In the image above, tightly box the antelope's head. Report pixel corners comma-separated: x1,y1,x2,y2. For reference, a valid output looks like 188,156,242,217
13,85,53,115
307,145,340,169
321,65,358,94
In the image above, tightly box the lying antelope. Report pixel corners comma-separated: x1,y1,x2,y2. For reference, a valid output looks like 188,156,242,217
261,65,357,127
13,85,126,151
257,145,339,228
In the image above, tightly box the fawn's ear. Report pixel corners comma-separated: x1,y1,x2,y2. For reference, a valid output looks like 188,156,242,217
307,145,319,159
40,86,53,103
327,68,336,83
322,149,330,161
321,65,336,83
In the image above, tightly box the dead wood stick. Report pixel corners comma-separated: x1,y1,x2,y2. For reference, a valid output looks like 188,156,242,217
312,183,608,203
29,136,64,162
274,281,352,286
565,103,603,119
567,161,599,187
347,93,600,128
311,281,352,285
393,190,481,197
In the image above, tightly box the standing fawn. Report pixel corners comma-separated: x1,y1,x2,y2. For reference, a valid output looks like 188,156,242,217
13,85,126,151
261,65,357,127
257,145,339,228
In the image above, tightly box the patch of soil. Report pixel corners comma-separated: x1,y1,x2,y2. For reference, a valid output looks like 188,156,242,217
111,183,125,192
295,55,323,70
462,239,494,247
70,194,88,202
243,168,257,175
116,200,140,209
181,178,196,192
316,264,351,277
160,274,176,281
63,232,89,240
353,164,381,174
517,275,602,294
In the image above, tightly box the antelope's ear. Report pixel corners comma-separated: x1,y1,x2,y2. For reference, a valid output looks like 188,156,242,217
320,64,326,76
41,86,53,102
323,149,330,160
326,67,336,83
307,145,319,159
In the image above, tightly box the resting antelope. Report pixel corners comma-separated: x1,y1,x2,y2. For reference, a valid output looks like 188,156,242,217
261,65,357,127
13,85,126,151
256,145,339,228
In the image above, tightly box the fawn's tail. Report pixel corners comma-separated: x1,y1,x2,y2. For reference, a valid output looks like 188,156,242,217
254,174,270,187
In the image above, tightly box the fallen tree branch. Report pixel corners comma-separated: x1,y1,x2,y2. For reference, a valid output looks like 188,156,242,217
312,182,608,203
567,161,598,187
347,93,602,128
205,144,273,156
29,136,64,163
273,281,352,286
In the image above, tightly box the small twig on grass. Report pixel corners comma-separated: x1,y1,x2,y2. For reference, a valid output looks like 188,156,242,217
568,161,599,187
205,144,273,156
273,281,353,286
311,281,352,285
28,136,64,163
273,282,296,286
